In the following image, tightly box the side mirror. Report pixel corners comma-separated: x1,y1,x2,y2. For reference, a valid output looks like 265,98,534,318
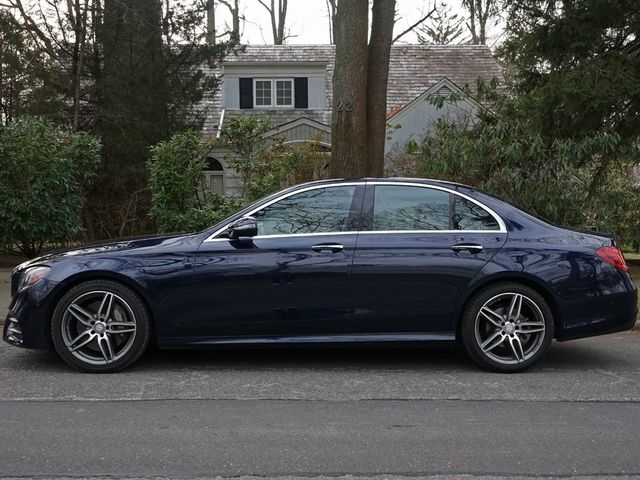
228,216,258,239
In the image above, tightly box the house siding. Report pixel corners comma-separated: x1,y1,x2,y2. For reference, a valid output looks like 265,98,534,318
200,44,502,195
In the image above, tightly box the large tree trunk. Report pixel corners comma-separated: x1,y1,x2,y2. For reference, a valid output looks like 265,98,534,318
275,0,287,44
206,0,216,44
330,0,369,178
71,0,90,131
94,0,165,237
366,0,396,177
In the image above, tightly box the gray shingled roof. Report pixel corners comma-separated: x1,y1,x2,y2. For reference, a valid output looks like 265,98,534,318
201,44,502,137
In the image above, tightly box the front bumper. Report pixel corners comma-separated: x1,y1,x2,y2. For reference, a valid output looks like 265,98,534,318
3,278,59,350
3,314,23,345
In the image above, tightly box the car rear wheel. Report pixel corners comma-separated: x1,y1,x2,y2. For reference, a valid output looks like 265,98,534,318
461,282,554,373
51,280,151,373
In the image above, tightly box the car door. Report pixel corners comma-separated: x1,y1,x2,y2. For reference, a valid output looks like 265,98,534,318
187,183,365,340
349,182,507,335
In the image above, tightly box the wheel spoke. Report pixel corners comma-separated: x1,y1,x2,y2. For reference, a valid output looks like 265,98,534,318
480,306,504,328
97,292,114,320
507,294,523,322
67,304,94,326
97,335,115,363
66,330,95,352
106,322,136,334
508,335,525,362
481,331,505,353
518,321,545,334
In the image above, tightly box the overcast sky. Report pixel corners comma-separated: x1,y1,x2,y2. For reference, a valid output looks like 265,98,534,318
216,0,505,47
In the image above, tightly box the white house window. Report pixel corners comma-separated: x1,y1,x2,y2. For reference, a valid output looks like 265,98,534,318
254,79,294,108
275,80,293,106
255,80,272,107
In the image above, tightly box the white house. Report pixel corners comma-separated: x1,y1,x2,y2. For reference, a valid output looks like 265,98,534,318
200,44,502,197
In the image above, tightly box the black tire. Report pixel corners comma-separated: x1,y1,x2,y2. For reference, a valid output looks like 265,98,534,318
51,280,151,373
460,282,554,373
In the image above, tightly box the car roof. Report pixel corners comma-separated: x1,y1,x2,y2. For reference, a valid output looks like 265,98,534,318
293,177,474,190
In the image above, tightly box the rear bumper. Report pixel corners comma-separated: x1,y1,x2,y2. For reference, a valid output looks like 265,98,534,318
556,287,638,341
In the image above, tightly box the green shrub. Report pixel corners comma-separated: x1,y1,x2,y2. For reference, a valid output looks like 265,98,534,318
0,116,100,257
414,117,640,249
219,116,315,201
148,131,240,233
148,121,331,234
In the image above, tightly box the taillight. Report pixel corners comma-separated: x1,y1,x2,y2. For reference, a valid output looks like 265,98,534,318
596,246,629,272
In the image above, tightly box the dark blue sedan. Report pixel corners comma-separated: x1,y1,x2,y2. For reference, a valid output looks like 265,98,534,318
4,178,637,372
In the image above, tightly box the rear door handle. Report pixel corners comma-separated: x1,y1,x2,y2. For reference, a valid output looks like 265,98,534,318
451,243,484,253
311,243,344,253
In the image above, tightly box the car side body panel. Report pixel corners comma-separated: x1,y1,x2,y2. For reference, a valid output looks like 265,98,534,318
3,178,637,353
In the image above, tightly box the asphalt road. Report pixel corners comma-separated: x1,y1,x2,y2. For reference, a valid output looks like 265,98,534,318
1,330,640,479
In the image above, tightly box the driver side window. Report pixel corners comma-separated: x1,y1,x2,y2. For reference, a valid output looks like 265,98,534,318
254,186,357,236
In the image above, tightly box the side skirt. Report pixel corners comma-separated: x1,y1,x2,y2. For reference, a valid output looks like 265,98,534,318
157,332,456,349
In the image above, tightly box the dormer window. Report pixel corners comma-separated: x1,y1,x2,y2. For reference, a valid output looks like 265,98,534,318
254,79,294,108
239,77,308,109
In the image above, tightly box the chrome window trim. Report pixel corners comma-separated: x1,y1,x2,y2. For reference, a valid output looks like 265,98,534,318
204,182,362,242
203,180,507,243
367,181,507,233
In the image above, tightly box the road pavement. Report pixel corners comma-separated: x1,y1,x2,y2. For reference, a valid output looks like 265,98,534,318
1,330,639,479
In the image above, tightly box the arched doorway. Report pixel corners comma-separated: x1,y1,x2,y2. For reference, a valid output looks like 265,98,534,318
203,157,225,196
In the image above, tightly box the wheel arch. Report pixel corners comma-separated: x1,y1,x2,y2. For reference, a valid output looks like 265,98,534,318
45,271,157,345
453,272,562,340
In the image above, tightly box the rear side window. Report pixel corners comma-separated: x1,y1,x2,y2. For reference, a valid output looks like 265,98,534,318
254,186,357,236
373,186,451,231
372,185,500,231
452,195,499,231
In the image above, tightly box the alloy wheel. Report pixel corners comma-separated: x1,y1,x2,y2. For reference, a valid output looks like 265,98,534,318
61,290,138,365
474,292,546,365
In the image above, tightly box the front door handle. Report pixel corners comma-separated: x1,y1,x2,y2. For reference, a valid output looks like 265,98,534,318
311,243,344,253
451,243,484,253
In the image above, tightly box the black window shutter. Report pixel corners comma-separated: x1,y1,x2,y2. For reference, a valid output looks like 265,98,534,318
294,77,308,109
239,78,253,109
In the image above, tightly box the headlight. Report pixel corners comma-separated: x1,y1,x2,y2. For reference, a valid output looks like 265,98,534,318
18,266,51,291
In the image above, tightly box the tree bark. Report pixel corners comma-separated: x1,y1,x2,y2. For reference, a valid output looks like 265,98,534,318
366,0,396,176
257,0,288,44
325,0,336,44
463,0,494,45
219,0,241,41
330,0,369,178
72,0,90,131
97,0,165,236
206,0,216,44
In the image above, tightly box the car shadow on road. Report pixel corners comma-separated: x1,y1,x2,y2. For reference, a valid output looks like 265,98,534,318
5,335,634,374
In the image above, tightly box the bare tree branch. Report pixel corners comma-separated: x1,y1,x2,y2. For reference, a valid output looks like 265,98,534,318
218,0,242,41
392,6,436,43
325,0,336,43
256,0,289,44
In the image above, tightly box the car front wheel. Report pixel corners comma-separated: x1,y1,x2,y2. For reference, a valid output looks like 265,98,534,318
461,282,554,373
51,280,151,373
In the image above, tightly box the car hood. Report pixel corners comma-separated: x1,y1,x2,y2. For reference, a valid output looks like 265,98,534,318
14,233,193,272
